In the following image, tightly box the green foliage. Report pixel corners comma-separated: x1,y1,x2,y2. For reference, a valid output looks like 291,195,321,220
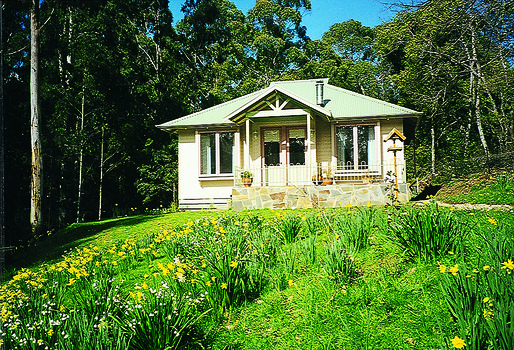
389,201,468,262
240,170,253,179
275,212,303,243
322,237,356,283
438,222,514,350
436,173,514,205
136,140,178,205
3,207,514,349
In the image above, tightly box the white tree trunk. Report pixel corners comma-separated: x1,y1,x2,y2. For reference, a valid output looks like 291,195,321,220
76,87,85,223
98,127,104,221
30,0,43,236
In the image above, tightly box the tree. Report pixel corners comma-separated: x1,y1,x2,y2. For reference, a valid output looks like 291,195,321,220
30,0,42,236
375,0,514,176
135,139,178,206
246,0,311,85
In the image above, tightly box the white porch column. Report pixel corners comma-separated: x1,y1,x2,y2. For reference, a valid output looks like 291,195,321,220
234,128,241,169
244,118,250,169
306,113,311,168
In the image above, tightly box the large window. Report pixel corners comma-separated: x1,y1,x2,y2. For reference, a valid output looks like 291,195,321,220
200,131,235,175
336,125,376,170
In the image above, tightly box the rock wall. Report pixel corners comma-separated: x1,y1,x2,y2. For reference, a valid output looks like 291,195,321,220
231,184,410,210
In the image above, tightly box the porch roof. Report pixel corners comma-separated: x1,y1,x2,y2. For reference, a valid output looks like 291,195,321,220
156,78,421,131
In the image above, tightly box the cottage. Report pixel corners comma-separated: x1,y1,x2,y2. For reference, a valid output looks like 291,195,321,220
157,79,421,210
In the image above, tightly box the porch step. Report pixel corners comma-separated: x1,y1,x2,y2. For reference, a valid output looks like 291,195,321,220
179,197,230,211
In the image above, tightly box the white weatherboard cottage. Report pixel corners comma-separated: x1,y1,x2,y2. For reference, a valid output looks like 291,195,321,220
157,79,421,210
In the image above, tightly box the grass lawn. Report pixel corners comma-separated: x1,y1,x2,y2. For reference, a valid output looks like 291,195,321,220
2,203,513,350
436,171,514,205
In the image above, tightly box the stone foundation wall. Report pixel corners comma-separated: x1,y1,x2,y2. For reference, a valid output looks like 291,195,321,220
231,184,410,210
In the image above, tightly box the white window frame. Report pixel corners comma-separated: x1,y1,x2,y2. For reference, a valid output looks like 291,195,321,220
198,130,236,179
335,123,381,174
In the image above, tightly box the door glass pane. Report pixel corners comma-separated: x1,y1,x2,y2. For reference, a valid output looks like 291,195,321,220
200,133,216,174
219,132,234,173
288,129,305,165
264,129,280,166
336,126,354,169
357,125,375,169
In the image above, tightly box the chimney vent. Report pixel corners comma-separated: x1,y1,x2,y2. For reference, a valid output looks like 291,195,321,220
316,80,324,106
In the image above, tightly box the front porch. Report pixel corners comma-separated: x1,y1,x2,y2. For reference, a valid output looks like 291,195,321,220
231,183,411,211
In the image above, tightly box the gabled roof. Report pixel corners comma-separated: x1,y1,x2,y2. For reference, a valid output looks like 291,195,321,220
156,78,421,131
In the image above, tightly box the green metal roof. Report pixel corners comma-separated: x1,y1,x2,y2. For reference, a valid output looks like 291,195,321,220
157,78,421,130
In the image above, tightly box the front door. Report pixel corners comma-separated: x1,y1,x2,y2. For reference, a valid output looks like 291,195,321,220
261,127,306,185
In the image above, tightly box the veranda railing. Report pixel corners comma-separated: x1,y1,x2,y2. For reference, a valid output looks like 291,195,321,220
234,162,406,187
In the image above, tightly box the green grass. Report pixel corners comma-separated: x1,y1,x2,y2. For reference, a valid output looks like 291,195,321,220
2,205,513,349
436,172,514,205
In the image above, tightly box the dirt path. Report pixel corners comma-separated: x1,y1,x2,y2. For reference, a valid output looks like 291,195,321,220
430,201,514,211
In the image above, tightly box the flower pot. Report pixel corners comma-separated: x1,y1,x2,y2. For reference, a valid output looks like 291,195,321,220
312,175,322,185
242,177,253,187
322,178,333,185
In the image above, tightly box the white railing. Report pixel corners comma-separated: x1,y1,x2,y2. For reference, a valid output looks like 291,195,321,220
234,162,406,187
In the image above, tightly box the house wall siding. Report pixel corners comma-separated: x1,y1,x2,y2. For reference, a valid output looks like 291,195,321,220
177,130,233,209
316,117,332,164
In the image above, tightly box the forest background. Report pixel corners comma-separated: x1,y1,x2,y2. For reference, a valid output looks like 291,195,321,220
1,0,513,247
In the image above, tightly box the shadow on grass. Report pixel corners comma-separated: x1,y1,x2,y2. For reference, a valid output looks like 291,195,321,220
5,215,160,275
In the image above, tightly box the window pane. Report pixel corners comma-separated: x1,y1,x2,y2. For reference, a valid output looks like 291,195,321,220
336,126,353,169
289,129,305,165
200,133,216,174
357,126,375,169
264,129,280,166
219,132,234,174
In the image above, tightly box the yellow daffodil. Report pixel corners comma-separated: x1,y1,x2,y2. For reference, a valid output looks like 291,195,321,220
438,265,447,274
288,279,295,287
501,259,514,272
483,309,493,320
449,264,459,276
451,336,466,349
230,261,238,268
487,217,497,225
221,283,228,289
483,265,490,271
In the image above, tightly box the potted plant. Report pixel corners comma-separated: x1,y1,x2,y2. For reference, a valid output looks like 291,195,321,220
322,166,334,185
362,170,374,184
241,170,253,187
312,167,323,185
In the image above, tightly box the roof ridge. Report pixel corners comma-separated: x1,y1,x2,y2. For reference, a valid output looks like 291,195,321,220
325,84,421,114
271,78,329,85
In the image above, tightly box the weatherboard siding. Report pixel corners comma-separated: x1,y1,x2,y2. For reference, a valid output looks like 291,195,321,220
315,117,332,164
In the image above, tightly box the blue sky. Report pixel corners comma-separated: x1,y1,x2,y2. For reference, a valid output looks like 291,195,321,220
168,0,397,40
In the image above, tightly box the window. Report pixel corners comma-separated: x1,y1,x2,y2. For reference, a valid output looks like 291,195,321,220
200,132,235,175
288,128,305,165
336,125,377,170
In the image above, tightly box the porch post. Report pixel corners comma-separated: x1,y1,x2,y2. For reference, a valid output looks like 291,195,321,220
306,113,311,168
244,118,250,169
